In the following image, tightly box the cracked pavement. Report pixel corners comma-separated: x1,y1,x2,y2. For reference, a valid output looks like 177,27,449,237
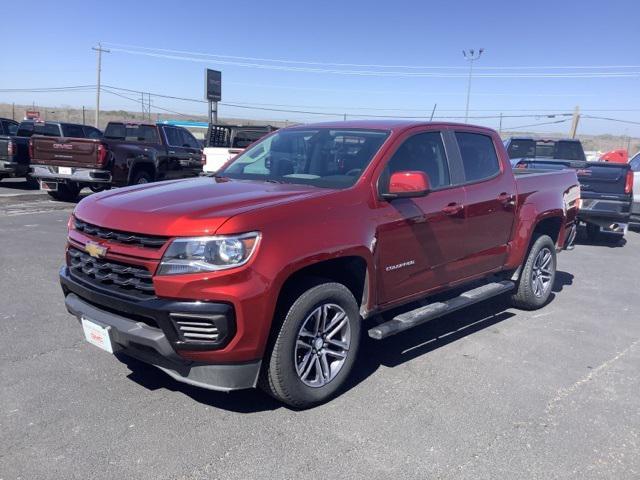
0,191,639,479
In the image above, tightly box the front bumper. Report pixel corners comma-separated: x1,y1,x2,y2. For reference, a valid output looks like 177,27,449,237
31,164,112,183
60,267,261,391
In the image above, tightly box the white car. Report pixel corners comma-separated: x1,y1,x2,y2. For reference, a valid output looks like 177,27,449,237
203,125,276,174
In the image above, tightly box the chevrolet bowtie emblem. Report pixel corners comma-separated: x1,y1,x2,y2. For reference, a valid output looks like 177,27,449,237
85,241,108,258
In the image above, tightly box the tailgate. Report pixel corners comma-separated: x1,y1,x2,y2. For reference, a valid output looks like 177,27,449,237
576,162,630,196
32,136,103,168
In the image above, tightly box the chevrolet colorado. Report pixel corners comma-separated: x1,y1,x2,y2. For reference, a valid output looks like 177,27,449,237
31,122,204,201
60,121,579,407
506,137,632,240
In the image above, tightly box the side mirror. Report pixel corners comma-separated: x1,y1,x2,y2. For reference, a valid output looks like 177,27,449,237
382,171,431,199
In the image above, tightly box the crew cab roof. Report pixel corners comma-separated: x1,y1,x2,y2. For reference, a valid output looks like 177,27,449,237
283,119,492,133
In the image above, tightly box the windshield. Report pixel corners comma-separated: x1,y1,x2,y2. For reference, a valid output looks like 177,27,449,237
219,128,390,189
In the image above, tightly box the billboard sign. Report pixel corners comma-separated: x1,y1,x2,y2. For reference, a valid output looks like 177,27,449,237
205,69,222,102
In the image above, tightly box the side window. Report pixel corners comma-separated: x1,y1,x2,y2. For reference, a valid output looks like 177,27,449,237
164,127,182,146
63,124,85,138
384,132,450,189
630,154,640,171
16,122,34,137
84,126,103,139
456,132,501,183
179,129,200,149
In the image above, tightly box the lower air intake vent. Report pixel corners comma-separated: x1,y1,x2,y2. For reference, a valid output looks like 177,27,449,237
170,313,220,342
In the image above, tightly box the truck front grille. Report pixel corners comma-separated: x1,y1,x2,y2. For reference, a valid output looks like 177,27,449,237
68,247,155,298
74,218,168,249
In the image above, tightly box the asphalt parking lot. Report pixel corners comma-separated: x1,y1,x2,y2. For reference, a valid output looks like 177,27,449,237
1,182,639,480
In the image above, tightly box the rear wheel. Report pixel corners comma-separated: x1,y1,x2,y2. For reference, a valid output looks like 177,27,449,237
511,234,556,310
47,182,81,202
130,170,153,185
260,281,361,408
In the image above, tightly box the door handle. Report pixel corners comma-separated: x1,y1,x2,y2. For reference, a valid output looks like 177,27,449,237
497,192,516,206
168,150,175,154
442,203,464,216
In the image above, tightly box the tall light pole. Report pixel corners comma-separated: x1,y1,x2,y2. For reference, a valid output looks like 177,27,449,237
92,43,110,128
462,48,484,123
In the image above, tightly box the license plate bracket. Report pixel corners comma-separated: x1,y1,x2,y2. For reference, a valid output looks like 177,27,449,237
81,317,114,354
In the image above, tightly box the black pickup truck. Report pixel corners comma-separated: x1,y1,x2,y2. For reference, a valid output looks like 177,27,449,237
0,118,26,179
0,120,102,182
505,137,633,240
30,122,204,201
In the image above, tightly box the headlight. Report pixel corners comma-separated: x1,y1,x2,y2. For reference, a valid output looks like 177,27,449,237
158,232,261,275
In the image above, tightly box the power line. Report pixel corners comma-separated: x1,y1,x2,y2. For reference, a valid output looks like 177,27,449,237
102,43,640,71
106,47,640,79
505,119,570,130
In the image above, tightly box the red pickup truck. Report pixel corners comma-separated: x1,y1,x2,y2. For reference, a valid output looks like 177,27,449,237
60,121,579,407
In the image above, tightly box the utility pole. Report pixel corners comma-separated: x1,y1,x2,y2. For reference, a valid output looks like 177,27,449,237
92,43,110,128
499,112,503,134
462,48,484,123
82,106,86,125
12,102,15,121
569,105,580,138
429,103,437,121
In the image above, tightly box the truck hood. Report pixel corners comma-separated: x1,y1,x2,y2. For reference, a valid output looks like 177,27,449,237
73,177,332,237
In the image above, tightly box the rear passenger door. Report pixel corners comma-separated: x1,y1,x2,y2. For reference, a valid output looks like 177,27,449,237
455,130,516,275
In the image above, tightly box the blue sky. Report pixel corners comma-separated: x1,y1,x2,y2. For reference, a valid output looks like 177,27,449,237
2,0,639,135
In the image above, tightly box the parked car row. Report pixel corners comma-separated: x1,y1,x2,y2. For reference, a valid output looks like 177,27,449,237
0,118,276,201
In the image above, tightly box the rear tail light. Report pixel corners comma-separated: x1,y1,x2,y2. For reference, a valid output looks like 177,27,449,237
97,143,108,167
7,140,16,157
625,169,633,195
28,139,34,159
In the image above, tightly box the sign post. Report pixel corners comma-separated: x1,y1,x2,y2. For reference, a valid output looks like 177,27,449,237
205,69,222,125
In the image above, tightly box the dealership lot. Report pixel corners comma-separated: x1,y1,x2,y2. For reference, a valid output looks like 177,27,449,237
1,193,639,479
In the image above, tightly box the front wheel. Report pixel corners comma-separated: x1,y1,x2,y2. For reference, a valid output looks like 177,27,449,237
511,234,556,310
261,281,361,408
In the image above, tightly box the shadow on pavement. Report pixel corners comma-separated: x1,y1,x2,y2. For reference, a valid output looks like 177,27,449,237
0,177,39,190
573,226,627,248
122,270,575,413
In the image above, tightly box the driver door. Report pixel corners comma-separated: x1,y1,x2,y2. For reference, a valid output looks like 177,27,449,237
375,129,467,305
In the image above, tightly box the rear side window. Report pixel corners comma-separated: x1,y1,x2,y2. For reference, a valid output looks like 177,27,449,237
16,122,34,137
385,132,450,189
163,127,182,146
456,132,501,183
62,124,85,138
630,153,640,171
180,129,201,149
233,130,268,148
507,140,535,158
84,126,103,139
1,120,18,135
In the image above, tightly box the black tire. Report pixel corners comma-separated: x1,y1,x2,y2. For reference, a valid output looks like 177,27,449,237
130,170,153,185
511,234,556,310
260,281,361,408
46,182,81,202
585,223,600,241
25,174,39,189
